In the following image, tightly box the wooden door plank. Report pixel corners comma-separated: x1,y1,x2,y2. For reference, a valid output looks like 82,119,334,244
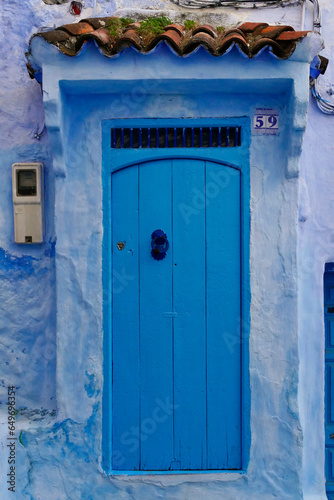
173,159,207,470
139,160,174,470
111,165,140,470
206,162,242,469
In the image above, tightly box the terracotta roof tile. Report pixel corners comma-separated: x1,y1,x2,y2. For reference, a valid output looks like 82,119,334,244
57,22,95,36
250,38,287,58
116,29,142,52
193,25,217,38
221,28,245,38
39,30,70,43
217,33,249,56
277,30,310,41
28,16,311,64
147,29,182,54
75,27,111,53
81,17,114,30
164,24,184,36
183,31,216,55
260,25,294,39
238,22,269,33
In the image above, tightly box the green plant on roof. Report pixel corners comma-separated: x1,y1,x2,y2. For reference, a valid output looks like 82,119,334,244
138,16,172,43
216,26,225,34
184,20,197,31
108,17,135,39
121,18,135,27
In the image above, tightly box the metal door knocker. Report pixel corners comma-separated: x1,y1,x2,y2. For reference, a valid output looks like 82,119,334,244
151,230,169,260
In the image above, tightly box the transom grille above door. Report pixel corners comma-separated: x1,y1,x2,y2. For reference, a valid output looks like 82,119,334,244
111,126,241,149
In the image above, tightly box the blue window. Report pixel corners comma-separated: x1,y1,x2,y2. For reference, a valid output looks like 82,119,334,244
102,119,250,473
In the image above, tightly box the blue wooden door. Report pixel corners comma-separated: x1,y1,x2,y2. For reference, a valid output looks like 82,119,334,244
111,158,241,471
325,264,334,499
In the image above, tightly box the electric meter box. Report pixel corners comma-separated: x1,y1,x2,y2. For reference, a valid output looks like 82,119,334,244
12,163,44,244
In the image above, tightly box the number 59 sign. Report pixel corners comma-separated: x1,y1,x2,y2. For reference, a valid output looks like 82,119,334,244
253,108,279,135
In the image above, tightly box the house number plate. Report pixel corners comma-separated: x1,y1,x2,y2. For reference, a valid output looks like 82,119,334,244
253,108,279,135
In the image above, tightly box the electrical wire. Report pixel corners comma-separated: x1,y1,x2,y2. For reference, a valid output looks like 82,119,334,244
304,0,333,114
310,78,334,115
171,0,302,9
308,0,321,33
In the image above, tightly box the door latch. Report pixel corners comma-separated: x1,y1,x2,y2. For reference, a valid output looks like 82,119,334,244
151,229,169,261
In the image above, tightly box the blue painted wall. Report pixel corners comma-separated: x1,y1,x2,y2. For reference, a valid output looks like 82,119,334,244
8,37,308,498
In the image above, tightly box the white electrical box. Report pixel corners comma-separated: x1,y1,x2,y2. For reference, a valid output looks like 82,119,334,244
12,163,44,244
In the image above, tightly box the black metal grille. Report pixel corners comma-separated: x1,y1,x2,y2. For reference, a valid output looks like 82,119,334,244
111,126,241,149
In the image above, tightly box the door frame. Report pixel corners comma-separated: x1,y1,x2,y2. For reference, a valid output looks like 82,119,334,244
325,263,334,499
101,117,251,475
